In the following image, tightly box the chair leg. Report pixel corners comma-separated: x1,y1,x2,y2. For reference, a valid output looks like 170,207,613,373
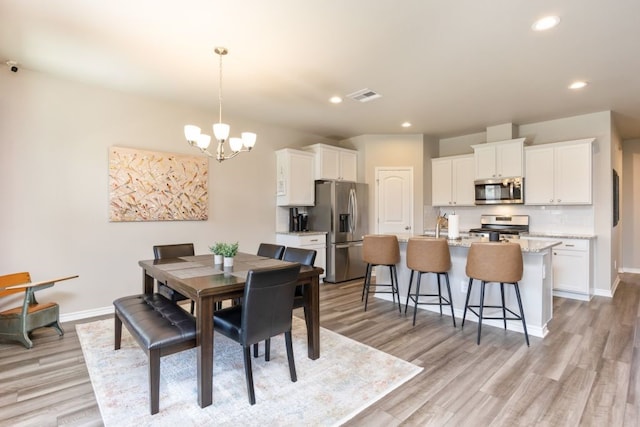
190,300,195,314
444,273,456,327
462,278,474,328
285,330,297,382
51,320,65,336
499,282,507,330
253,343,259,358
362,263,371,302
412,272,423,326
404,270,415,314
243,346,256,405
391,265,401,313
513,283,530,346
265,338,271,361
477,281,486,345
114,314,122,350
364,264,373,311
436,274,443,316
150,349,160,415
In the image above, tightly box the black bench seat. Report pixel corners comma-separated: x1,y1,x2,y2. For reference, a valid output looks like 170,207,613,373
113,293,196,415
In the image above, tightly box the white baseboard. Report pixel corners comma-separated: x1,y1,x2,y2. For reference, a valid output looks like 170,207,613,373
61,306,113,323
621,267,640,274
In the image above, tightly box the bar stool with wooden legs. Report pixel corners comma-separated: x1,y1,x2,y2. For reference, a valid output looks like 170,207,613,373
404,237,456,327
361,235,401,312
462,242,530,346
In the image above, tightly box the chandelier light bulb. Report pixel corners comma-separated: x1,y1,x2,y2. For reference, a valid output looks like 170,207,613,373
184,125,201,142
242,132,257,148
229,137,244,152
196,133,212,149
213,123,230,140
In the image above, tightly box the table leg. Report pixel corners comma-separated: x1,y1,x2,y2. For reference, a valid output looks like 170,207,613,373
304,274,320,360
142,269,154,294
196,296,214,408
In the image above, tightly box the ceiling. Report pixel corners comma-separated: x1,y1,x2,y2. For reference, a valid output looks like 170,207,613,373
2,0,640,141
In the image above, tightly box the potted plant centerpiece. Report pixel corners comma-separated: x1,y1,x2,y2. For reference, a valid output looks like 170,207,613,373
219,242,239,267
209,242,224,265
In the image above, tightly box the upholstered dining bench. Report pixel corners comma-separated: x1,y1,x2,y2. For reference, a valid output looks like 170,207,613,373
113,293,197,415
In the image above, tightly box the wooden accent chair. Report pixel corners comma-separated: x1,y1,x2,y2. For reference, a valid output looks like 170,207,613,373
0,272,78,348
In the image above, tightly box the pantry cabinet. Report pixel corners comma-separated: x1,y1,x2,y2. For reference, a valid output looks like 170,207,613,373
276,148,315,206
524,138,594,205
431,154,475,206
472,138,525,180
303,144,357,181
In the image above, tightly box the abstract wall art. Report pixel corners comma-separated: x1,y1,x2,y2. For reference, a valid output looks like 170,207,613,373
109,146,208,222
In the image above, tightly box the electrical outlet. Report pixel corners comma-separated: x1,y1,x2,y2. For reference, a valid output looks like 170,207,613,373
460,280,468,293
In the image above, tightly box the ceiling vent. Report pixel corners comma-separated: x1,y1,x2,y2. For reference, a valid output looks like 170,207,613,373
347,88,381,102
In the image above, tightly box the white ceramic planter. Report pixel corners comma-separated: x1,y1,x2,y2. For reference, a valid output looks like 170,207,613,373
214,254,223,265
224,256,234,267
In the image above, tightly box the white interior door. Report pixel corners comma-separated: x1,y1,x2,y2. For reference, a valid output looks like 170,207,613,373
376,168,413,234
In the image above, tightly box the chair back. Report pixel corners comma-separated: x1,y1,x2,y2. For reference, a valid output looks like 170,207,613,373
153,243,195,259
257,243,285,259
241,263,301,346
282,247,316,266
0,272,31,297
466,242,523,283
363,235,400,265
406,237,451,273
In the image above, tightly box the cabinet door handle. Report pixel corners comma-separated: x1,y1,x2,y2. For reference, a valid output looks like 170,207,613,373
564,244,574,247
309,239,319,242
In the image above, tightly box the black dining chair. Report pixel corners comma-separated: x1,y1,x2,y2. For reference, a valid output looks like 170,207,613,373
153,243,195,313
213,263,301,405
256,243,285,259
253,247,317,359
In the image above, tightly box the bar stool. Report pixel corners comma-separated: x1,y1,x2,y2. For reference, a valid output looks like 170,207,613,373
362,235,401,312
404,237,456,327
462,242,529,346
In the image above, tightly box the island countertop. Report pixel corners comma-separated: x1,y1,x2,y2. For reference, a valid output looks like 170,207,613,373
394,234,562,252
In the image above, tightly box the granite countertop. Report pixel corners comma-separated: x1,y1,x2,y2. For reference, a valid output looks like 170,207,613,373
522,232,596,240
395,234,561,253
276,231,327,236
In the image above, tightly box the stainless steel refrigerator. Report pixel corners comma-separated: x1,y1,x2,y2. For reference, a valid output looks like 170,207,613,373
307,180,368,283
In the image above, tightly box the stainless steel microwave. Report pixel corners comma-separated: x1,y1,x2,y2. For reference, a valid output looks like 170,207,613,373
474,177,524,205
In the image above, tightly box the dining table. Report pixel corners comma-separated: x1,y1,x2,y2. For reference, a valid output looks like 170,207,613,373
138,252,323,408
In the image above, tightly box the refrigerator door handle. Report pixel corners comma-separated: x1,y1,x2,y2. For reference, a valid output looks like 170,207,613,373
335,242,363,249
349,188,357,234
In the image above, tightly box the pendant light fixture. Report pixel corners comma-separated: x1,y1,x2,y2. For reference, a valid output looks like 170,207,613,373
184,47,256,162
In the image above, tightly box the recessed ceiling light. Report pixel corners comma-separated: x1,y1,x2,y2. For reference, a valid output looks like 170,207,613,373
532,15,560,31
401,122,412,128
329,96,343,104
569,81,588,90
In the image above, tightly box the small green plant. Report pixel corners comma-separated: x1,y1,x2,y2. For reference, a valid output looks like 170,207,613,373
218,242,239,258
209,242,225,255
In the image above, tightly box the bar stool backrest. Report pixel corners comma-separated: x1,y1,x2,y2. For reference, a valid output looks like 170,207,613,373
363,235,400,265
407,237,451,273
466,242,523,283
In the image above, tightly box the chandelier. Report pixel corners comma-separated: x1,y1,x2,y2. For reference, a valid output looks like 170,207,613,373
184,47,256,162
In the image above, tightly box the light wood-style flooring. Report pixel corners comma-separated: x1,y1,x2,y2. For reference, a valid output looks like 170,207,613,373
1,274,639,426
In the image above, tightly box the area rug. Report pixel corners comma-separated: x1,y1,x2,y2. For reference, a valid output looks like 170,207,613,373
76,317,422,426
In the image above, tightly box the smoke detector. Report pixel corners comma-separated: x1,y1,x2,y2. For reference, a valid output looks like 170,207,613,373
346,88,381,103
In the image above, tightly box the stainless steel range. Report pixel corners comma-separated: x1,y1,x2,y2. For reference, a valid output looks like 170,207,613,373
469,215,529,240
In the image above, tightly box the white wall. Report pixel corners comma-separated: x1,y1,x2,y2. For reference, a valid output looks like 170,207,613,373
0,69,332,317
346,134,425,235
622,139,640,271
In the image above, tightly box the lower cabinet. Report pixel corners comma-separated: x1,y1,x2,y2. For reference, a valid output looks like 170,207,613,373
276,233,327,280
523,237,592,300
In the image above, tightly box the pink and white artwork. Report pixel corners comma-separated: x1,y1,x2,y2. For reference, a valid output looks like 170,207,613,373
109,147,208,222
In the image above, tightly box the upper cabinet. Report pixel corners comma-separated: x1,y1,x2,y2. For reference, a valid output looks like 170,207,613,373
524,138,594,205
472,138,525,180
276,148,315,206
303,144,357,181
431,154,475,207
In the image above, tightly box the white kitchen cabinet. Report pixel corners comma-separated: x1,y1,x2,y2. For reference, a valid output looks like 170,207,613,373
276,233,327,279
472,138,525,180
524,138,594,205
276,148,315,206
522,236,593,300
303,144,357,181
431,155,475,206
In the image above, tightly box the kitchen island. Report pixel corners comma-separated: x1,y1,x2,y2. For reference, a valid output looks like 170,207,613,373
375,236,561,338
